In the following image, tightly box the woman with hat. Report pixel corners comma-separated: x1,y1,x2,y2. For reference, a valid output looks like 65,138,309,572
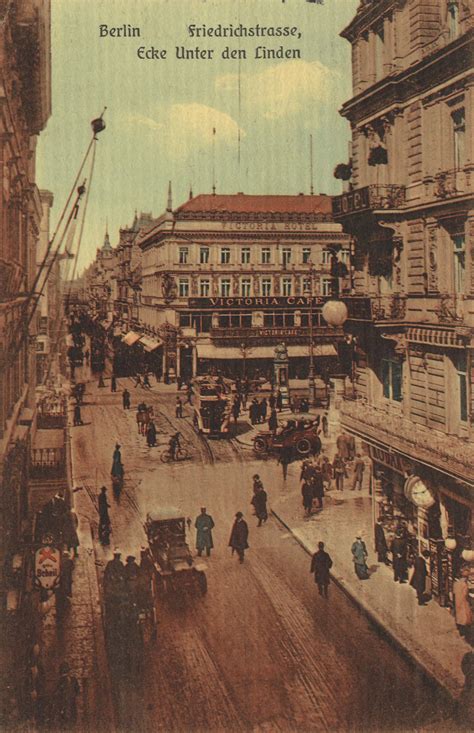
351,532,369,580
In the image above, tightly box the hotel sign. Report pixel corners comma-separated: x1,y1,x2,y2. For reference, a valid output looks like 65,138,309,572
188,296,325,309
332,188,370,217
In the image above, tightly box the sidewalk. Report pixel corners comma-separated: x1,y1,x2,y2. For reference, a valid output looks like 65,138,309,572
236,407,470,701
39,512,115,730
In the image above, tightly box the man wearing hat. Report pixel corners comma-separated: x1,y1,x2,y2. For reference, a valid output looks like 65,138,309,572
229,512,249,563
104,549,126,611
124,555,140,599
195,507,215,557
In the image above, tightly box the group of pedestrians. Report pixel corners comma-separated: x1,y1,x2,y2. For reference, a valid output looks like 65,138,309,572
192,507,251,564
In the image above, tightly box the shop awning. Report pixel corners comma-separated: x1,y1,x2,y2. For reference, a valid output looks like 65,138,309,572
287,344,338,358
407,326,467,349
121,331,141,346
138,335,163,352
197,343,338,360
197,344,276,360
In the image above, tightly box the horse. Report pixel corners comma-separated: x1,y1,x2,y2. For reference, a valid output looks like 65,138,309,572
136,406,153,435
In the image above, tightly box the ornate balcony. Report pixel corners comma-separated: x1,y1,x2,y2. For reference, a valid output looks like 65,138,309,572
432,168,472,199
340,398,473,485
371,294,407,321
332,185,406,219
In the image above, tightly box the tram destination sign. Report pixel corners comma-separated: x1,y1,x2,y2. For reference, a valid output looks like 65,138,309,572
188,296,325,309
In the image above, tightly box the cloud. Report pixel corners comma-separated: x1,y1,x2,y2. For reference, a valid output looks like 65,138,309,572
216,60,337,120
126,104,244,158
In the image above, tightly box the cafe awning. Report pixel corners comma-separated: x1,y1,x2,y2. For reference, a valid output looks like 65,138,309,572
287,344,338,358
197,344,276,360
138,335,163,352
121,331,141,346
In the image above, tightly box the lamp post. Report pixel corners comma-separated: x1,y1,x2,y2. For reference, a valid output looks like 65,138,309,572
304,263,316,406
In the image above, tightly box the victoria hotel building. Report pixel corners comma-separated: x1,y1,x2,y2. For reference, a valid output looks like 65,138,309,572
138,193,352,380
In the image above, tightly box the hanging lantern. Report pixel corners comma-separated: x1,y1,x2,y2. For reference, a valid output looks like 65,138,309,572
322,300,348,327
445,538,457,551
461,549,474,563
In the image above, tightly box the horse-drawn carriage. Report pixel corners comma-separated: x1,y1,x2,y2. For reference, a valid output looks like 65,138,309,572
145,508,207,596
136,403,154,435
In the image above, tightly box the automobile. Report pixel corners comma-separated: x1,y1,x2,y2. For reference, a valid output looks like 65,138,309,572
144,508,207,595
253,418,322,458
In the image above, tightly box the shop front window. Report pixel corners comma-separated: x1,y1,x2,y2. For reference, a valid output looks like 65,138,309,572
381,354,403,402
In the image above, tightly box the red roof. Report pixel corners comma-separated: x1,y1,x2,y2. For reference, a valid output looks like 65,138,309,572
175,193,332,216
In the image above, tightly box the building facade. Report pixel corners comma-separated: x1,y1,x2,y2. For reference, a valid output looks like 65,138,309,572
332,0,473,606
138,192,352,381
0,0,51,545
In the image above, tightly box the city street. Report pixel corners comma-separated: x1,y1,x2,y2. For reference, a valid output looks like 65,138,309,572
70,373,452,732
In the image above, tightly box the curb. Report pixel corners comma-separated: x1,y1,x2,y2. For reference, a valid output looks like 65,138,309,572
271,507,461,708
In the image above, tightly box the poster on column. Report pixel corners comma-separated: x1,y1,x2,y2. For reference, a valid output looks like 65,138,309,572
3,0,472,729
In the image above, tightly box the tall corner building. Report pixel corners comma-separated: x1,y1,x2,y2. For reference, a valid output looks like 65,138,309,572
332,0,473,606
137,192,352,380
0,0,51,544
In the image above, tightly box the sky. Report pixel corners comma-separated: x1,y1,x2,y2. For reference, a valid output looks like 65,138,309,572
36,0,359,272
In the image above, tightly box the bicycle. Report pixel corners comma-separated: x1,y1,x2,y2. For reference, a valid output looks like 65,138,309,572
160,445,189,463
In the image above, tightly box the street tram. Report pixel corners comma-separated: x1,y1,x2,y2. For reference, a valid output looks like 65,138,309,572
192,376,233,437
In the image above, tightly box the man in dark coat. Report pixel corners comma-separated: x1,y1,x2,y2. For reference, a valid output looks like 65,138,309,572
278,445,293,480
302,480,314,517
229,512,249,563
310,542,333,598
260,398,268,423
122,389,131,410
410,554,428,605
391,533,408,583
276,390,283,412
111,374,117,392
98,486,111,543
195,507,215,556
312,469,325,510
249,399,259,425
73,403,82,426
251,484,268,527
268,408,278,435
146,420,157,447
374,520,389,564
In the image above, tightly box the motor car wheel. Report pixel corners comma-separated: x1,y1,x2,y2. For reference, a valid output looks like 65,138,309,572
253,436,267,454
295,437,312,456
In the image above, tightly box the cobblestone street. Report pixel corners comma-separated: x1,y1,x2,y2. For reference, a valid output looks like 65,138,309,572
68,372,454,731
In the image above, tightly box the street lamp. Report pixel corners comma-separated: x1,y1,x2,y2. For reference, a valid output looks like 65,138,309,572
304,263,316,406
